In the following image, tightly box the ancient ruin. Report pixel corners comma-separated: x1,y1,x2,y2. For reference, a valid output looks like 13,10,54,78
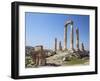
59,41,62,51
25,19,89,68
76,28,79,51
54,38,57,51
31,45,46,66
80,43,85,51
57,19,81,52
64,20,74,50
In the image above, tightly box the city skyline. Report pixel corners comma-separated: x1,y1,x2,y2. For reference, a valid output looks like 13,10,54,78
25,12,89,50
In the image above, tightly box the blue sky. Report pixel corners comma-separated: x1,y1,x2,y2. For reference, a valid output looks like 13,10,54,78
25,12,89,50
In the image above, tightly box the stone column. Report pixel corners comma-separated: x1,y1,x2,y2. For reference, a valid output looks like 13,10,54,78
70,24,74,50
55,38,57,51
59,41,62,51
81,43,85,51
64,26,67,50
76,28,79,51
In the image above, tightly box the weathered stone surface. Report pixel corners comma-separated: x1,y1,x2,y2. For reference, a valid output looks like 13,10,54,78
64,19,74,51
46,50,89,66
70,25,74,50
64,26,67,50
54,38,57,51
32,45,46,66
81,43,85,51
59,41,62,51
65,19,73,27
76,28,79,51
34,45,43,51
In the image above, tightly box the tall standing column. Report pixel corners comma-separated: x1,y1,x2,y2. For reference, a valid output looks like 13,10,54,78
55,38,57,51
64,26,67,50
76,28,79,51
81,43,85,51
59,41,62,51
70,24,74,50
